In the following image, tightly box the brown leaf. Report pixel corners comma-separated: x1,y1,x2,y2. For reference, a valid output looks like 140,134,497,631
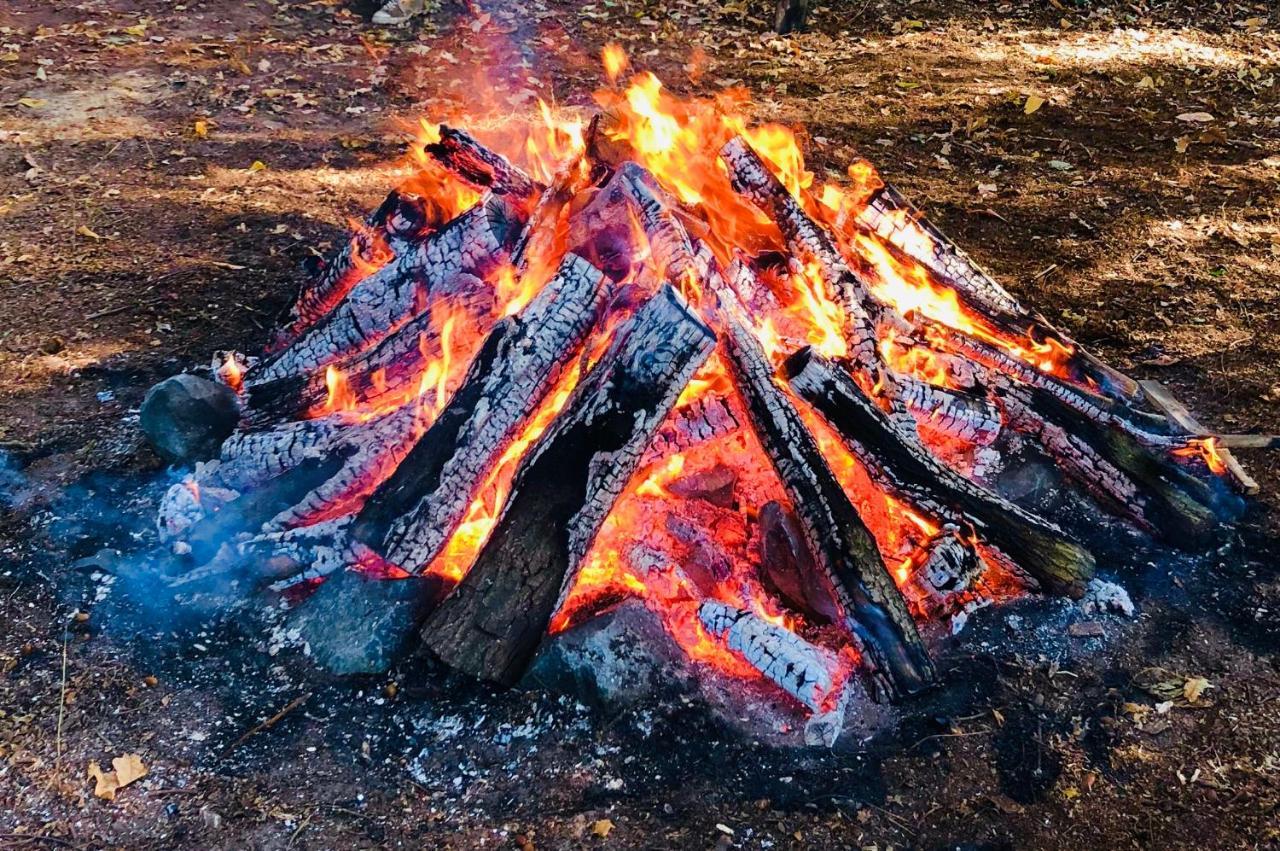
88,761,119,801
1024,94,1046,115
112,753,147,788
591,819,614,838
1183,677,1211,703
76,225,104,241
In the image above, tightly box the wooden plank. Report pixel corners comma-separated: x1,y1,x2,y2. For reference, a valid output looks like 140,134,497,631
1139,379,1260,495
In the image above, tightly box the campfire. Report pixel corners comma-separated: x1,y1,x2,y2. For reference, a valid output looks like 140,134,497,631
147,48,1247,746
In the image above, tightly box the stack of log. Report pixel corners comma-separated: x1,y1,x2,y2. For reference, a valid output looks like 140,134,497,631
151,119,1250,738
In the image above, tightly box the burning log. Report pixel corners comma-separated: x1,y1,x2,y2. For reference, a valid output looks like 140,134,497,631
641,394,744,465
994,379,1229,548
854,183,1140,399
246,194,520,386
893,377,1001,447
244,302,461,426
719,137,880,374
785,348,1095,596
698,601,841,715
281,189,432,345
714,287,935,698
424,126,542,205
420,285,715,685
757,501,841,625
350,253,609,572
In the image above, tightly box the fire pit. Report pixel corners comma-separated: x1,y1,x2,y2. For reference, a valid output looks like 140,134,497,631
141,50,1250,748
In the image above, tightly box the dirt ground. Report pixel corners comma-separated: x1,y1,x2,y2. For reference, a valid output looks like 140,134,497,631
1,0,1278,848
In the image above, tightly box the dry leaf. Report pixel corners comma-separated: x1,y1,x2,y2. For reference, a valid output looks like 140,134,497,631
88,753,147,801
591,819,614,838
1135,75,1155,89
1175,137,1191,154
1183,676,1211,703
249,160,267,172
88,761,119,801
17,97,45,108
1176,112,1214,123
123,23,148,37
76,225,104,241
1024,94,1046,114
193,119,209,138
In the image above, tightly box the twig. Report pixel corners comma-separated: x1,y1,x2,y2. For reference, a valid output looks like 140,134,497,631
55,619,69,764
0,833,86,850
220,692,311,757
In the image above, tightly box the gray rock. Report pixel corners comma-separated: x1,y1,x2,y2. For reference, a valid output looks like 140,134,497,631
140,374,240,463
290,569,444,675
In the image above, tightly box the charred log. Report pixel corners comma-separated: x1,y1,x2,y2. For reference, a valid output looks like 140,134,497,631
785,348,1095,596
420,285,716,685
424,126,542,205
715,287,934,698
758,501,841,625
246,194,520,385
351,253,609,573
994,379,1231,548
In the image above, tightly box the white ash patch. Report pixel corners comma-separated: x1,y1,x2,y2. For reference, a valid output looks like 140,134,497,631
1080,578,1136,617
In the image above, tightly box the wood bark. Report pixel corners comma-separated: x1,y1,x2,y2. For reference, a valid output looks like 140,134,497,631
350,253,609,573
246,194,521,385
424,126,542,205
994,379,1227,548
785,348,1095,596
420,284,715,685
856,183,1141,400
714,286,935,698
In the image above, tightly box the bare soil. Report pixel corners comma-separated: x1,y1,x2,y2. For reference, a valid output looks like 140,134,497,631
1,1,1278,848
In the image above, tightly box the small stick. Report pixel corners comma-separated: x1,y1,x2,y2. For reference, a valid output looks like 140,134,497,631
55,619,69,763
1140,379,1260,495
221,692,311,757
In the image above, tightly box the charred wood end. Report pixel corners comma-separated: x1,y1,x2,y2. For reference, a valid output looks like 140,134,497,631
420,284,716,686
714,288,934,699
783,347,1095,597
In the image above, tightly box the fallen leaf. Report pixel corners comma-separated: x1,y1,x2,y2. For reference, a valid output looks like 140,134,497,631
1135,75,1155,89
1183,677,1211,703
123,23,148,37
17,97,45,109
88,761,119,800
193,119,209,138
1024,94,1046,114
249,160,267,172
1048,159,1073,171
1176,111,1214,123
76,225,104,241
1175,137,1191,154
112,753,148,788
591,819,614,838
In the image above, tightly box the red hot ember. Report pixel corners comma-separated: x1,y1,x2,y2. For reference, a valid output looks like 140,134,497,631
154,47,1247,744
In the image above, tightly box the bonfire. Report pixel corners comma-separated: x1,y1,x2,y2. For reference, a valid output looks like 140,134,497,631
149,46,1246,746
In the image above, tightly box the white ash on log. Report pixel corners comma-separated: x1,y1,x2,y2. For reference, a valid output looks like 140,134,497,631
698,601,842,714
246,194,520,386
350,253,609,573
280,189,434,347
714,284,935,698
420,284,716,685
784,348,1095,596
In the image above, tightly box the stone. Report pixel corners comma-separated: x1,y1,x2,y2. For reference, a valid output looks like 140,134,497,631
140,374,240,464
289,569,445,675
